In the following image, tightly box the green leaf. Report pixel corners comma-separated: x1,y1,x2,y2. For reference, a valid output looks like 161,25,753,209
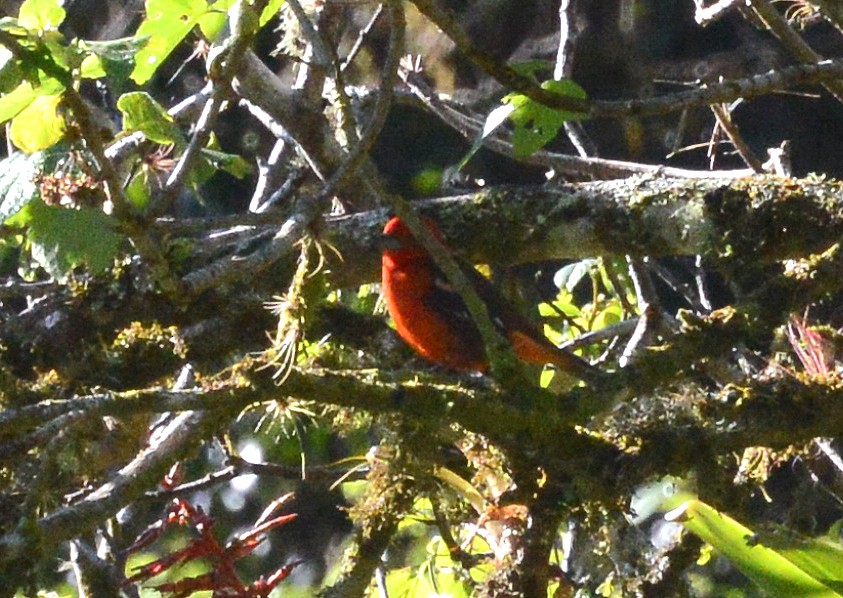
199,148,252,178
0,46,23,92
668,499,843,597
200,0,285,40
200,0,234,39
0,151,56,220
124,172,152,211
9,93,66,152
0,81,39,124
117,91,182,144
18,0,66,31
457,102,514,171
554,258,597,293
503,78,588,158
6,200,123,277
259,0,286,26
131,0,209,85
0,17,28,35
81,36,149,90
753,528,843,593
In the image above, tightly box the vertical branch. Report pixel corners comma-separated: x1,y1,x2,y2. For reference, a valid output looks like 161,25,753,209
556,0,597,158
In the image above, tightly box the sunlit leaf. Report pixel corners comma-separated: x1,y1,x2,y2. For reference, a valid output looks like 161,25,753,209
503,78,588,158
82,36,149,89
0,151,57,220
117,91,182,144
200,0,285,39
6,199,123,277
458,103,514,170
667,499,843,597
9,93,66,152
18,0,65,31
131,0,209,85
554,258,596,292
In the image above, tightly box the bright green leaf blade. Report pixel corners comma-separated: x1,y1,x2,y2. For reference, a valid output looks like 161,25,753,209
503,78,588,158
0,74,64,124
117,91,182,144
198,1,232,40
7,200,123,277
18,0,66,31
754,529,843,592
259,0,285,26
9,93,66,152
0,81,39,124
131,0,209,85
670,500,843,597
124,173,152,211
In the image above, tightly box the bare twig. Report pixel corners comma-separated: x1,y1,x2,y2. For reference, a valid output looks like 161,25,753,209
694,0,743,26
401,73,755,179
161,1,266,211
812,0,843,35
408,0,590,114
709,102,764,172
556,0,596,158
341,4,385,72
747,0,843,105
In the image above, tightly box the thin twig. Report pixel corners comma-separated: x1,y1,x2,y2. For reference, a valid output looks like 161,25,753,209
694,0,743,26
401,74,755,179
747,0,843,105
342,4,385,72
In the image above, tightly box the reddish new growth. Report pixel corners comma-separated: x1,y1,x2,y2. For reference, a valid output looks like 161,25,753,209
122,466,297,597
786,314,838,379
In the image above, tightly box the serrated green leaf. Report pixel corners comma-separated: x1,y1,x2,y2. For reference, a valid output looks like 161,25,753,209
9,93,66,152
117,91,182,144
18,0,65,31
7,199,123,277
131,0,209,85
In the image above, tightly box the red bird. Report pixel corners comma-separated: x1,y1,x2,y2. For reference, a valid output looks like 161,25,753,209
381,216,599,382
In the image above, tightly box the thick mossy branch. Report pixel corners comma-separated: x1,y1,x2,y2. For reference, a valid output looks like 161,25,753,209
323,175,843,287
